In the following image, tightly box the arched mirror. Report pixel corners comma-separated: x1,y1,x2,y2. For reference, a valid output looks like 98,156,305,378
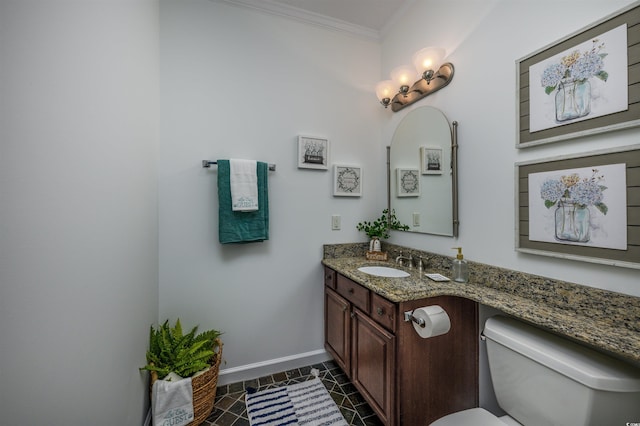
388,106,458,237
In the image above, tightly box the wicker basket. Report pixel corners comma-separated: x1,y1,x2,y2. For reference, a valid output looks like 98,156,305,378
151,338,223,426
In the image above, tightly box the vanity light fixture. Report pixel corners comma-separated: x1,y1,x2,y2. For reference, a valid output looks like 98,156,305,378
376,46,454,112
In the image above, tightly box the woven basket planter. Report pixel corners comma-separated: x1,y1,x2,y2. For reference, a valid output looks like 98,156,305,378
151,338,223,426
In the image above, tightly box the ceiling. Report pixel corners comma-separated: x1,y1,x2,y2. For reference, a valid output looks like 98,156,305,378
219,0,411,39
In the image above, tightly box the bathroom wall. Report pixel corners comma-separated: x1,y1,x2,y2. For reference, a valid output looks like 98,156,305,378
380,0,640,298
379,0,640,415
159,0,382,382
0,1,159,425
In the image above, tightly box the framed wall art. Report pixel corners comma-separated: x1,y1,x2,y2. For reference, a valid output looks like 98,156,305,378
516,2,640,148
515,144,640,269
396,168,420,197
298,135,329,170
420,146,443,175
333,165,362,197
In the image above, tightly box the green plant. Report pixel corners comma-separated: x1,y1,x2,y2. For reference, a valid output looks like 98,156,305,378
140,319,222,380
356,208,409,239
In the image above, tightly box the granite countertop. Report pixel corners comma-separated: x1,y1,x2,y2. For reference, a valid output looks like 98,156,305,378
322,244,640,365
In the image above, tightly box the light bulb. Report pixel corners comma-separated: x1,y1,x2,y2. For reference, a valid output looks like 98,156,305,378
412,47,445,81
375,80,395,107
390,65,417,95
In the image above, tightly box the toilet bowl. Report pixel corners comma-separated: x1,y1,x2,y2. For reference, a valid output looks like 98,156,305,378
430,316,640,426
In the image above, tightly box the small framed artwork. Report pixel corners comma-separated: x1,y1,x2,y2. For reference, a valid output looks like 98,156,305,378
516,2,640,148
298,135,329,170
333,165,362,197
396,168,420,197
515,144,640,269
420,146,443,175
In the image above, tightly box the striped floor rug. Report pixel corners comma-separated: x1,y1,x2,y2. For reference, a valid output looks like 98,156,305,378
245,377,348,426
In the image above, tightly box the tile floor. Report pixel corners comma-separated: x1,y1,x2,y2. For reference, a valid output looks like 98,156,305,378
204,360,384,426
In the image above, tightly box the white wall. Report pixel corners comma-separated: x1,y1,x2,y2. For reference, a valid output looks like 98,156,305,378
159,0,383,382
0,1,159,425
379,0,640,416
381,0,640,298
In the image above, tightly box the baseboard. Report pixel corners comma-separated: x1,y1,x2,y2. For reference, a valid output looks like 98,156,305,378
217,349,331,386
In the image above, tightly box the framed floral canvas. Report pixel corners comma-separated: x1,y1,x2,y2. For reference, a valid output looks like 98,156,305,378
515,144,640,269
516,3,640,147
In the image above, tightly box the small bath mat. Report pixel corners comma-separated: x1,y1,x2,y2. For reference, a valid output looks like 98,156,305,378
245,377,347,426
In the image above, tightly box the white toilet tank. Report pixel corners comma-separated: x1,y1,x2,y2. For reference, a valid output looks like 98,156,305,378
484,316,640,426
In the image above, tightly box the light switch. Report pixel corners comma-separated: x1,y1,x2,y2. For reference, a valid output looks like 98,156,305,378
331,215,341,230
412,212,420,227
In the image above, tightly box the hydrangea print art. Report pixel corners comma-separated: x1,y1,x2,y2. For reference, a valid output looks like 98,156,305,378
528,163,627,250
528,24,628,133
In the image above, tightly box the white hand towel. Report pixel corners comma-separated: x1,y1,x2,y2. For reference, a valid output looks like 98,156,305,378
230,159,259,212
152,375,194,426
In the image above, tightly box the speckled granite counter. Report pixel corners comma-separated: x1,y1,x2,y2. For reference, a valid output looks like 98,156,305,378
323,243,640,365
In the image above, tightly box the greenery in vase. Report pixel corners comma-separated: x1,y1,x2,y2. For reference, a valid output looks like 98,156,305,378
140,318,222,380
356,208,409,239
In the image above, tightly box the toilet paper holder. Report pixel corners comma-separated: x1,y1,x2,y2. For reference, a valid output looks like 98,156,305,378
404,310,426,328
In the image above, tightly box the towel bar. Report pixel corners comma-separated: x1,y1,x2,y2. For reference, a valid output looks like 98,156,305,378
202,160,276,171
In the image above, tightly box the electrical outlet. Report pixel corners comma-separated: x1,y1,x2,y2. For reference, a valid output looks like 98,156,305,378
331,215,341,230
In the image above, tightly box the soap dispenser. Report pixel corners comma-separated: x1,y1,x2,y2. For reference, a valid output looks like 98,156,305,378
451,247,469,283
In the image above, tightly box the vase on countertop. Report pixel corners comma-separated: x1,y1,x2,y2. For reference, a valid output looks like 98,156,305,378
369,237,381,252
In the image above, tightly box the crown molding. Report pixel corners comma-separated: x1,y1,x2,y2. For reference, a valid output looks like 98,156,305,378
214,0,381,41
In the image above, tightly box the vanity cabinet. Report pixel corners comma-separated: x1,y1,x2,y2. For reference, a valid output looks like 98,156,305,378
323,266,478,425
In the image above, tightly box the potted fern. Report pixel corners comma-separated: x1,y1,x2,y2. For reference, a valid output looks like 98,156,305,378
141,319,223,426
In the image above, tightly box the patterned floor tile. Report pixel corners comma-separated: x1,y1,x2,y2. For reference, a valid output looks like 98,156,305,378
205,361,380,426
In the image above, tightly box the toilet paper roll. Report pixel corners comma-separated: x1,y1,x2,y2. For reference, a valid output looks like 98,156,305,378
412,305,451,338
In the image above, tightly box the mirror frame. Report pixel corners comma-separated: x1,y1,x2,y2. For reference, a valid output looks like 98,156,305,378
386,119,459,237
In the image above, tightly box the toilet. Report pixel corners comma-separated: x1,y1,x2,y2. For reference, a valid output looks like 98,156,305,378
431,315,640,426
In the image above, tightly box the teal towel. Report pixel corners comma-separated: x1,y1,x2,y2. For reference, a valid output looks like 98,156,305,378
218,160,269,244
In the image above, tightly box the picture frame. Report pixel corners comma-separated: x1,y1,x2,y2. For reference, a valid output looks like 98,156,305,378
516,2,640,148
298,135,329,170
396,168,420,197
420,146,443,175
515,144,640,269
333,165,362,197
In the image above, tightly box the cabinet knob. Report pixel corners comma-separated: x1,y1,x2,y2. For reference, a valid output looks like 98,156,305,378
377,307,384,316
350,312,355,318
348,288,354,294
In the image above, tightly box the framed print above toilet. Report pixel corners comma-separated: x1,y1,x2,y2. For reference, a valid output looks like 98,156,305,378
515,144,640,269
516,2,640,148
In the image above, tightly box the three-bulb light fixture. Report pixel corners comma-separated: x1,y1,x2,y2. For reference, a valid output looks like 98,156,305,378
375,47,454,112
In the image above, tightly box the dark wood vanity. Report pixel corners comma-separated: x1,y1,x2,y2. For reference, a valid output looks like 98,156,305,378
323,266,478,425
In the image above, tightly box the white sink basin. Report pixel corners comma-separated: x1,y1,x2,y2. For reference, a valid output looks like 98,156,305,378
357,266,410,278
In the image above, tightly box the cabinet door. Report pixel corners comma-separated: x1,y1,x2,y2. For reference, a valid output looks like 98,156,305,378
324,287,351,375
352,308,396,426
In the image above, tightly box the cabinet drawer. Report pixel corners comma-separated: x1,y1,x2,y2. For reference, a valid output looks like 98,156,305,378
324,267,336,289
336,274,369,313
371,293,396,331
